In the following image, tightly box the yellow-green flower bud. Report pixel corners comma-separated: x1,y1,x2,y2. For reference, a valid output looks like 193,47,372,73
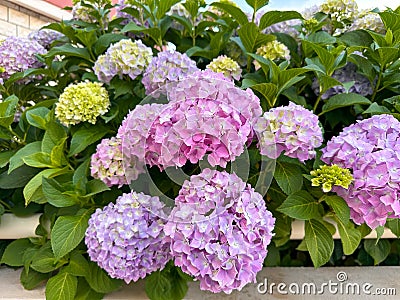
254,40,290,70
206,55,241,80
55,81,110,126
310,164,353,193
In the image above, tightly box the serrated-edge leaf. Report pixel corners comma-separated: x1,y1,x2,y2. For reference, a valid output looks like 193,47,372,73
335,216,361,255
278,190,321,220
324,195,350,225
274,161,303,195
305,219,334,268
9,141,42,173
321,93,372,115
364,239,391,265
51,210,91,259
46,273,77,300
259,10,303,30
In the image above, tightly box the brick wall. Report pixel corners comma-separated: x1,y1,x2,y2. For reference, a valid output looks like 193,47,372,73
0,0,58,38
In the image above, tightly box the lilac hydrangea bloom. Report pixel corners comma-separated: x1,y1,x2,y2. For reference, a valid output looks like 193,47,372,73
28,29,64,49
164,169,275,294
120,70,262,174
254,102,323,162
93,39,153,84
312,63,373,99
90,137,128,187
0,36,46,81
321,114,400,229
142,50,198,95
85,191,171,283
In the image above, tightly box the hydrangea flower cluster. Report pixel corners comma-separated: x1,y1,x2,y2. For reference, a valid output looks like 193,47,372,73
349,11,385,34
28,29,64,49
85,191,171,283
264,20,301,38
142,50,199,95
55,81,110,126
117,103,164,181
94,39,153,84
90,137,128,187
0,36,46,82
118,71,262,179
320,0,358,23
312,62,373,100
310,164,353,192
72,2,96,22
254,40,290,70
254,102,323,162
164,169,275,294
206,55,242,81
321,114,400,229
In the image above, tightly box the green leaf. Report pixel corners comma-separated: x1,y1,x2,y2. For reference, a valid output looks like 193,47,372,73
0,150,16,168
23,152,53,168
25,107,50,130
379,11,400,33
339,30,373,47
250,83,277,108
85,179,110,197
307,31,336,44
50,137,67,167
20,268,51,290
335,216,361,255
274,161,303,195
42,122,67,154
210,2,249,25
259,10,303,30
9,141,42,173
69,124,108,156
305,219,334,268
324,195,350,225
73,158,90,192
74,277,104,300
31,243,58,273
46,273,78,300
364,239,391,265
304,41,335,74
245,0,269,12
24,168,68,205
1,238,32,267
0,166,39,189
64,252,89,277
46,44,91,62
239,22,275,53
0,95,19,128
318,75,343,94
42,177,77,208
121,22,161,44
85,262,123,294
278,191,321,220
362,102,391,115
156,0,181,19
386,219,400,238
321,93,372,115
76,29,97,49
145,265,188,300
51,209,92,259
94,34,127,55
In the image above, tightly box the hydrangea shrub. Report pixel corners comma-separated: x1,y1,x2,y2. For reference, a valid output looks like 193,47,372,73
0,0,400,299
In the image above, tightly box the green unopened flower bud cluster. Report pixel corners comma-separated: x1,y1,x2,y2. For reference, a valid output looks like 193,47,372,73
254,40,290,70
310,164,353,193
55,81,110,126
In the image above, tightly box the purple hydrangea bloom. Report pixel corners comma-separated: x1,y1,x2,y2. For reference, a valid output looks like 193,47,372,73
85,191,171,283
90,137,128,187
254,102,323,162
264,20,301,38
28,29,64,49
0,36,46,81
312,63,373,100
164,169,275,294
119,71,262,175
321,114,400,229
142,50,199,95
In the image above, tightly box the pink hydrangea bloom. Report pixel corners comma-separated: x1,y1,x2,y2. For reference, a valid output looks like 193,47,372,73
119,71,262,175
90,137,128,187
254,102,323,162
322,114,400,229
164,169,275,294
85,192,171,283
